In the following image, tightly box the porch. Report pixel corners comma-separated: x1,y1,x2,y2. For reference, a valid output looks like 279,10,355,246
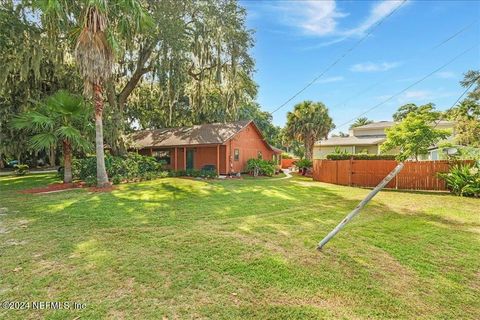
139,145,228,175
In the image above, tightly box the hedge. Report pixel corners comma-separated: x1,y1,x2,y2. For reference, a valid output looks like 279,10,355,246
326,154,397,160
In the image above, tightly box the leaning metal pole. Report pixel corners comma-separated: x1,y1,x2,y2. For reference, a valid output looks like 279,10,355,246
317,162,405,250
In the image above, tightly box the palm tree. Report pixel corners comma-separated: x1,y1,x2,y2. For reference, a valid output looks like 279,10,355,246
12,90,92,183
349,117,373,129
75,4,113,187
285,101,335,160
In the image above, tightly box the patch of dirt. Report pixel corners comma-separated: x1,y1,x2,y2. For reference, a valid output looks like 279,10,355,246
4,239,27,246
19,182,85,194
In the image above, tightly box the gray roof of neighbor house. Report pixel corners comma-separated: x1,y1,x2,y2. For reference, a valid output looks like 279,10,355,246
316,136,386,147
130,120,276,149
353,120,455,130
353,121,394,130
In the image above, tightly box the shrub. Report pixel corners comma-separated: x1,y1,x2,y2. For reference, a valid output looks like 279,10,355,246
14,164,29,176
73,153,162,183
326,154,397,160
246,158,276,177
438,162,480,197
84,176,97,187
111,175,122,185
295,159,312,169
281,152,293,159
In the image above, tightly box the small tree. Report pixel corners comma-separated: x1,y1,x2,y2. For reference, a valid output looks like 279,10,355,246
12,90,92,183
284,101,335,160
381,112,450,161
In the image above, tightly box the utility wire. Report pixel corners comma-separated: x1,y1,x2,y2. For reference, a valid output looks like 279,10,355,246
330,19,479,112
270,0,407,115
335,43,479,130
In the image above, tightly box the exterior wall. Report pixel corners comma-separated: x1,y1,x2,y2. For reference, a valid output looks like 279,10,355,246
314,144,385,159
134,122,275,174
229,122,275,173
352,128,386,136
313,145,354,159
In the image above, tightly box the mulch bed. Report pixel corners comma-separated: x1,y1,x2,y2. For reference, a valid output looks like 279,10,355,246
88,185,117,192
19,182,85,194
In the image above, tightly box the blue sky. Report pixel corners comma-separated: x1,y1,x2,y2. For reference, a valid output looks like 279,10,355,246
241,0,480,133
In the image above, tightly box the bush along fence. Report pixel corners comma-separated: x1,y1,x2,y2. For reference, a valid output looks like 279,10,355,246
313,159,474,191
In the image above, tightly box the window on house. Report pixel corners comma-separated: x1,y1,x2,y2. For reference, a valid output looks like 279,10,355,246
152,150,171,165
257,151,263,159
234,149,240,161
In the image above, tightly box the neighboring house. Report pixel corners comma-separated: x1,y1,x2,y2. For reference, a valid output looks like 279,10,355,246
314,120,456,160
129,120,281,175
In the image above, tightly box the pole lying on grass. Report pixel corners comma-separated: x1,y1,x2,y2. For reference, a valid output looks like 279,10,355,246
317,162,405,251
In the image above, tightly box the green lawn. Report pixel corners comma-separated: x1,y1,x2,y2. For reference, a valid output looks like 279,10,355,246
0,173,479,319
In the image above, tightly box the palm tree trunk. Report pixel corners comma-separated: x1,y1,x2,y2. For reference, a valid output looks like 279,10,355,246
63,140,72,183
93,84,110,187
304,140,313,160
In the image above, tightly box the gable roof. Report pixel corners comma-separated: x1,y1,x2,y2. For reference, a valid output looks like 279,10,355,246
353,121,394,130
353,120,455,130
130,120,255,148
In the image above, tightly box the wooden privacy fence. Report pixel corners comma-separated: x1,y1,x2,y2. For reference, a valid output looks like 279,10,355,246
313,159,471,191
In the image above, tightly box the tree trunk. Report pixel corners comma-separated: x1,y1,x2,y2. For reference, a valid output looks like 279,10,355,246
93,84,110,187
49,145,56,167
304,139,313,160
63,140,72,183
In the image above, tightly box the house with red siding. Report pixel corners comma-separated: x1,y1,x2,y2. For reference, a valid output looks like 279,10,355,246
129,120,282,175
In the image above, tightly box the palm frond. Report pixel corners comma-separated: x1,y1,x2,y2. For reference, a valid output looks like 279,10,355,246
56,126,92,151
29,133,57,152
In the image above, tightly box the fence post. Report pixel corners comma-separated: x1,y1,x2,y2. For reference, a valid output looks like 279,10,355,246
317,162,405,250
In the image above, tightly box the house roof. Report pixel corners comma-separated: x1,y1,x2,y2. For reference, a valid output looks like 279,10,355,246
270,146,284,154
316,136,386,147
353,121,394,130
130,120,279,151
353,120,455,130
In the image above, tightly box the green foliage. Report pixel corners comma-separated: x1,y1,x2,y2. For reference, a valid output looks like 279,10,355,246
281,152,293,159
326,154,397,160
381,112,450,161
392,103,440,122
14,164,29,176
438,162,480,197
349,117,373,129
84,176,97,187
284,101,335,160
295,159,313,169
73,153,162,182
246,158,276,177
446,99,480,147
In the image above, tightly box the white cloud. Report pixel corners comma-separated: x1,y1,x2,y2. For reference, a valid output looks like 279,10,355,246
273,0,407,38
315,76,344,83
276,0,347,36
344,0,406,36
350,61,400,72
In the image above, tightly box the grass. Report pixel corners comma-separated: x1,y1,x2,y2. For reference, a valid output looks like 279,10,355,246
0,173,479,319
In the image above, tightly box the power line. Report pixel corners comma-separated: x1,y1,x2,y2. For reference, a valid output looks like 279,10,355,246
270,0,407,115
335,43,479,130
330,19,478,111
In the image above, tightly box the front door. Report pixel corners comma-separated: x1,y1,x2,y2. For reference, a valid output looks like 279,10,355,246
186,149,194,170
